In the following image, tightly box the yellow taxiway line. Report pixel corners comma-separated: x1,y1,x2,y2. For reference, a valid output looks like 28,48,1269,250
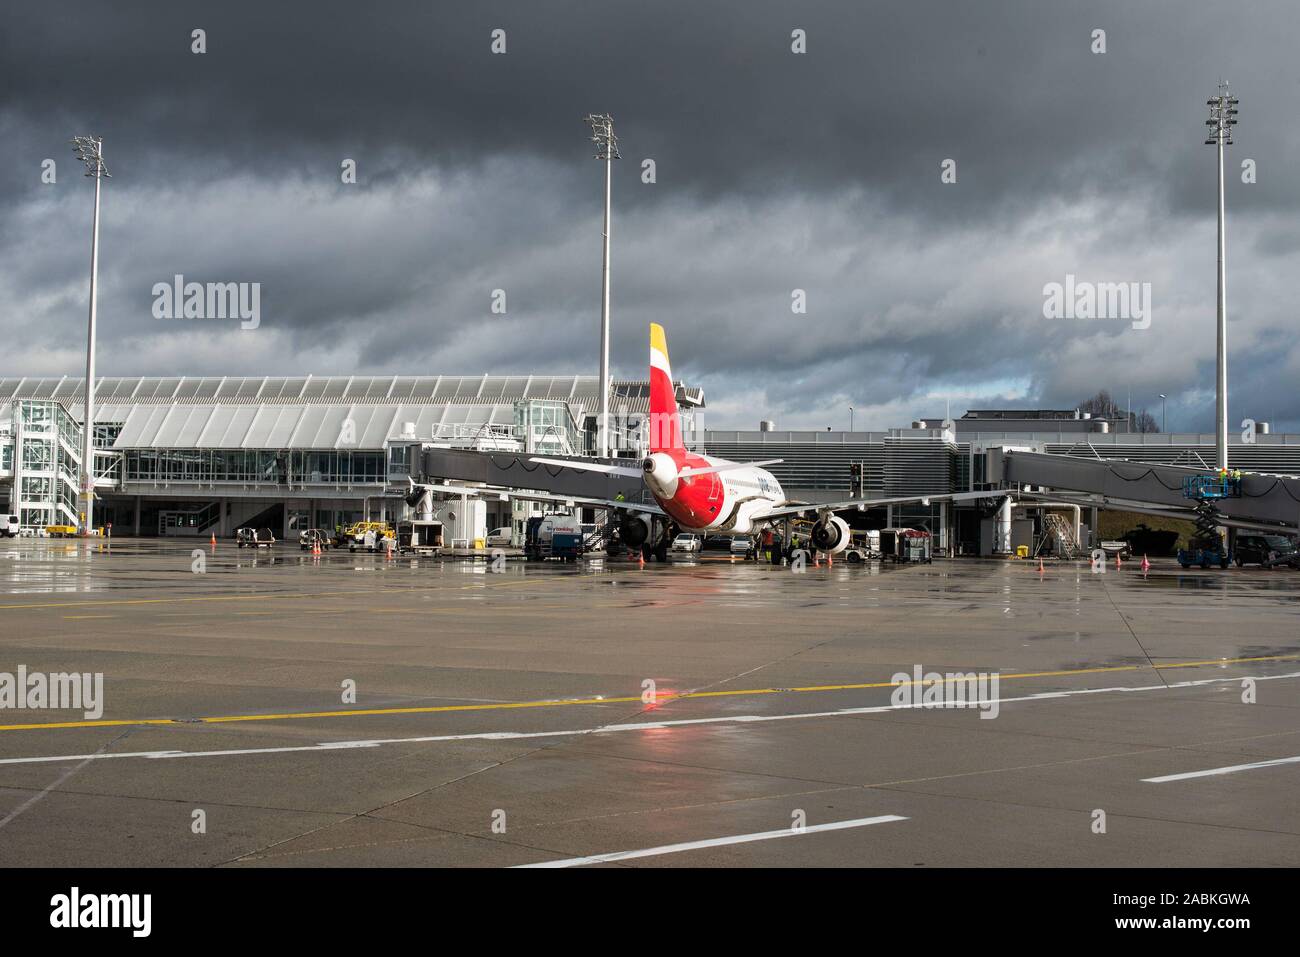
1,653,1295,733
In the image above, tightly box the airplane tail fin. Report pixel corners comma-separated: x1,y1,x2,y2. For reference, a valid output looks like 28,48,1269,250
648,322,684,453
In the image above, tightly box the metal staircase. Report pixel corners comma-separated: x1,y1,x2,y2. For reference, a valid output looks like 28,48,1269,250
583,514,621,553
1038,512,1079,558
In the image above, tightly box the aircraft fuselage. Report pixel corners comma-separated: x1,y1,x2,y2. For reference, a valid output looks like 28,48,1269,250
643,449,786,535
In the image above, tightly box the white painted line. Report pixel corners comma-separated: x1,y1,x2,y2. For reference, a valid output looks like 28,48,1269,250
0,742,115,830
1142,754,1300,784
513,814,909,868
1,670,1297,769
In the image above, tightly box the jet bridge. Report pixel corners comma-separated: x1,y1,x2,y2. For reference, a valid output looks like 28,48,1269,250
416,447,656,508
1003,450,1300,534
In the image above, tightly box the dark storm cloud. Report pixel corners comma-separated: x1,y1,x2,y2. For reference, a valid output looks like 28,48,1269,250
6,1,1297,211
2,0,1299,430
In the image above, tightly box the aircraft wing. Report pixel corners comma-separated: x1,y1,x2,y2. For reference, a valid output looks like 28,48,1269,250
752,489,1008,522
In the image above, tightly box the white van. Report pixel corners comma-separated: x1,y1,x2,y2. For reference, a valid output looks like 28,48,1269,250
1,514,18,538
670,533,701,554
485,526,513,548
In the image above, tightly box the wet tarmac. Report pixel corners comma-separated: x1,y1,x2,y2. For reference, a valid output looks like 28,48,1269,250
0,537,1297,867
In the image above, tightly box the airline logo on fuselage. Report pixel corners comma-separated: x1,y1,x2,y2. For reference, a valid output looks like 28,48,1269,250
724,470,780,498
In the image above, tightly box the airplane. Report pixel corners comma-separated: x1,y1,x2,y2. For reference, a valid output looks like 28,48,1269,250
408,322,1004,561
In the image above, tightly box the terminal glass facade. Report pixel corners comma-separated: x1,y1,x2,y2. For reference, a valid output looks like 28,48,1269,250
123,449,386,486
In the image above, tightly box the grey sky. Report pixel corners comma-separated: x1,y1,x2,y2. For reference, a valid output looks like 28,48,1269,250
2,0,1297,430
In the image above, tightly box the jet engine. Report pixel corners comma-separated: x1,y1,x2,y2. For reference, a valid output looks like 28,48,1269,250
641,452,679,497
619,512,654,548
809,515,851,554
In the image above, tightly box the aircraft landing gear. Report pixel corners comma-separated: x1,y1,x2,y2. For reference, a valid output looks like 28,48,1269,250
640,528,672,563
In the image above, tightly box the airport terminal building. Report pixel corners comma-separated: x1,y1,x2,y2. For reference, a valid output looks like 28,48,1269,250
0,374,703,539
4,374,1299,553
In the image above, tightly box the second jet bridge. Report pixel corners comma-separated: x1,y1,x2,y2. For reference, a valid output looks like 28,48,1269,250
1002,450,1300,534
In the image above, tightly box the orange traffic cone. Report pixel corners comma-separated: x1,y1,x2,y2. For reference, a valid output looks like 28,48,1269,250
1141,554,1151,572
210,533,216,550
1038,556,1045,574
1116,553,1122,570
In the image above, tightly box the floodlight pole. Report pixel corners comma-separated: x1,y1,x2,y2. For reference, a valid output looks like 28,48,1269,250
72,135,109,535
1206,83,1237,470
585,114,619,458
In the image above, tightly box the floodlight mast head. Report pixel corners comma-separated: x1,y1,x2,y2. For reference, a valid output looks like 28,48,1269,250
70,135,111,178
584,113,620,160
1204,81,1239,146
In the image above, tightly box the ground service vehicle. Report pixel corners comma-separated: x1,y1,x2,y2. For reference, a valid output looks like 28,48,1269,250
1177,473,1238,569
879,528,932,563
842,530,879,563
485,526,512,548
332,521,381,549
1,514,18,538
298,529,331,550
1179,545,1231,569
396,520,443,555
1234,534,1297,568
45,524,78,538
337,521,393,551
730,536,752,556
236,527,276,548
525,514,584,561
1099,540,1132,560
